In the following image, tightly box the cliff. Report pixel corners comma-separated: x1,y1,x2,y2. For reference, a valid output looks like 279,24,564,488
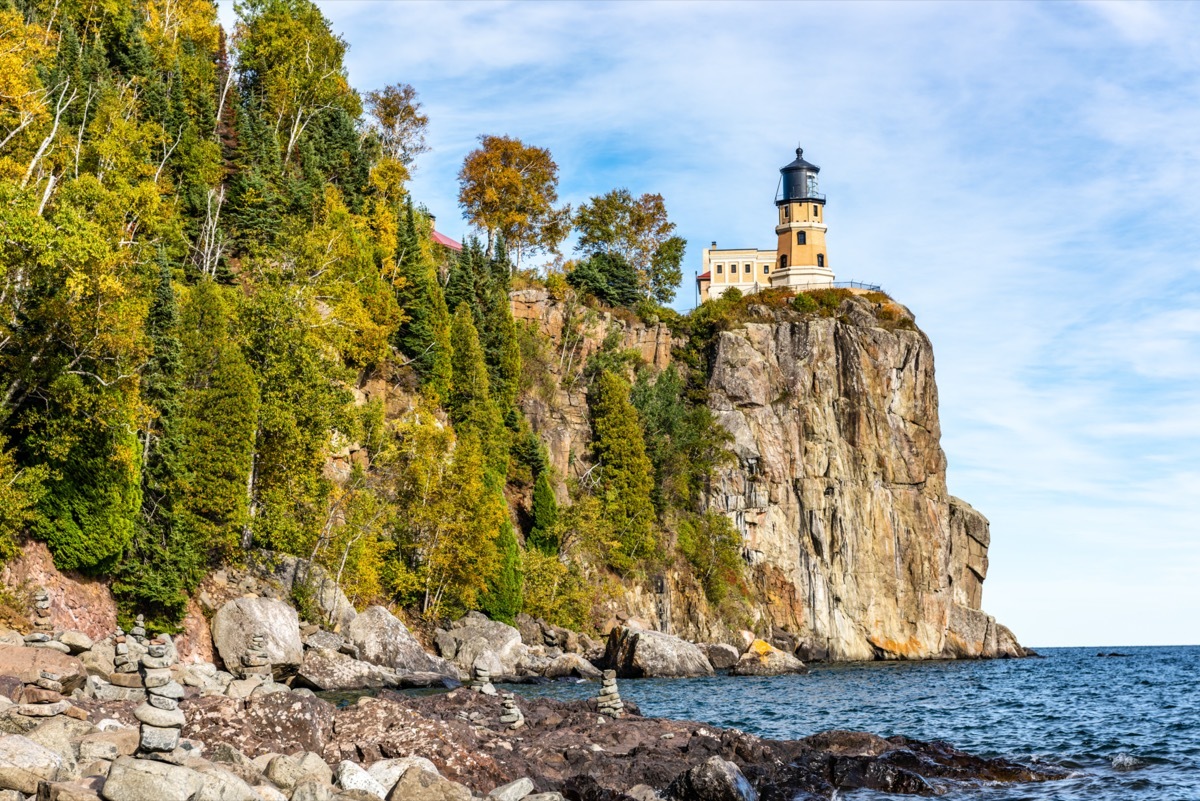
514,289,1023,660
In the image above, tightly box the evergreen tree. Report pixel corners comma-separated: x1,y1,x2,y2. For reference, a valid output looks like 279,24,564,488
393,198,452,401
590,370,658,571
481,521,523,624
528,471,559,554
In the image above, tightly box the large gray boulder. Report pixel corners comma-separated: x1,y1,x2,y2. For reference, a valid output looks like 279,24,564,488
258,553,358,633
604,627,714,678
434,613,526,677
0,734,63,794
730,640,806,676
210,597,304,679
297,648,401,692
0,646,86,692
101,755,205,801
666,756,757,801
347,607,457,679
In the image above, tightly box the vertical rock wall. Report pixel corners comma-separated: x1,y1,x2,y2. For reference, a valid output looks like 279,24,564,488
703,297,1021,659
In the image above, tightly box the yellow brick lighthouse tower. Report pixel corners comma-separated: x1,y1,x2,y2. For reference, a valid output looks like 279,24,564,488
773,147,834,289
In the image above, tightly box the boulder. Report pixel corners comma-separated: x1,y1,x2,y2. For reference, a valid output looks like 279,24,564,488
434,613,526,677
297,648,400,692
542,654,601,681
265,752,332,791
0,734,63,793
666,756,757,801
488,778,534,801
366,757,439,794
35,777,104,800
704,644,741,671
80,641,116,679
256,553,357,633
58,631,94,655
100,756,205,801
386,766,470,801
0,646,86,692
730,640,806,676
210,597,303,678
347,607,457,678
194,762,259,801
336,761,387,798
604,628,714,678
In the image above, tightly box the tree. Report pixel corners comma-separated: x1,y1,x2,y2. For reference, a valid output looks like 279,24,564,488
480,521,523,624
449,303,506,479
528,470,559,555
566,252,640,309
574,189,687,303
233,0,359,163
457,134,570,267
0,433,46,563
590,370,658,572
364,83,429,167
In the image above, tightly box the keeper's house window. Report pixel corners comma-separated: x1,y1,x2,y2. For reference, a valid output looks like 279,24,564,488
817,254,825,267
764,265,770,274
744,264,751,274
797,231,806,245
716,264,723,274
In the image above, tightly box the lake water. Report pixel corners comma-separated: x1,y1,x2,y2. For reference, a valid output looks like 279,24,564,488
511,645,1200,800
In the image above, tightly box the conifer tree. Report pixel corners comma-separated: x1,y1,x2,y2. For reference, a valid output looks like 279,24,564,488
481,521,523,624
590,370,658,571
528,471,559,554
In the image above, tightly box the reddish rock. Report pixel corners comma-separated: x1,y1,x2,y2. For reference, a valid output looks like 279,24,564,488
0,646,86,692
0,542,117,639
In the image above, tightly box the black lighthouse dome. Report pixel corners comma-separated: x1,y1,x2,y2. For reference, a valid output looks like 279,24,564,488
777,146,825,206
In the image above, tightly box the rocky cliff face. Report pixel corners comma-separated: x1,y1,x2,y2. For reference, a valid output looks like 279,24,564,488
703,296,1020,659
515,290,1022,660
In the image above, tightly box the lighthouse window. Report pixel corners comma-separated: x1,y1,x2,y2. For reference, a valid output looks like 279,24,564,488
817,254,825,267
783,206,790,219
813,205,819,215
780,254,788,269
797,231,806,245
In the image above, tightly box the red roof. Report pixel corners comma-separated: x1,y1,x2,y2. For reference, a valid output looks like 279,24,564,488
431,229,462,251
697,271,711,280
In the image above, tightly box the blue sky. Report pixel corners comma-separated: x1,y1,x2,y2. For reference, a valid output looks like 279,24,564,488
219,1,1200,647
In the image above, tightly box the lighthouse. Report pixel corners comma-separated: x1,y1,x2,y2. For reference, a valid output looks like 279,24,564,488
695,144,836,302
772,147,834,289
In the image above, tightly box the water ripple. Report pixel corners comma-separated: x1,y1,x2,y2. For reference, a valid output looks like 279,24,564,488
513,645,1200,800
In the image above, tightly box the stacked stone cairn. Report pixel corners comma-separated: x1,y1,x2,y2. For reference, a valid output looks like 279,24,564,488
468,658,496,696
241,631,273,682
27,589,54,641
597,670,623,719
499,692,524,730
136,637,185,753
110,626,143,689
130,614,147,643
17,670,75,719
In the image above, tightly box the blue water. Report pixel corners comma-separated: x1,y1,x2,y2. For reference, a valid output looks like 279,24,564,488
512,646,1200,799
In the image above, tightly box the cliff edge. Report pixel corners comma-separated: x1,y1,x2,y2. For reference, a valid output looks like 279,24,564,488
516,289,1024,660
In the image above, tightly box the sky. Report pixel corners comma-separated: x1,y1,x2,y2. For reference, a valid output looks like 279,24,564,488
217,1,1200,648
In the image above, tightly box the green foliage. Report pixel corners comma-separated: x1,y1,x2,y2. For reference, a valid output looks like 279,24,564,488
521,549,591,632
677,512,743,606
481,521,523,624
631,365,733,515
528,471,560,554
589,370,658,573
573,188,686,303
566,252,640,308
0,433,46,563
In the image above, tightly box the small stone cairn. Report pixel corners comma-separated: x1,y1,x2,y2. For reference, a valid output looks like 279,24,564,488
28,589,53,638
499,692,524,730
597,670,623,719
469,658,497,696
135,636,185,753
16,670,74,719
241,631,273,682
111,627,142,683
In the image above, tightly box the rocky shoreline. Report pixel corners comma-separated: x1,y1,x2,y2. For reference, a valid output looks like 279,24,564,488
0,591,1062,801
